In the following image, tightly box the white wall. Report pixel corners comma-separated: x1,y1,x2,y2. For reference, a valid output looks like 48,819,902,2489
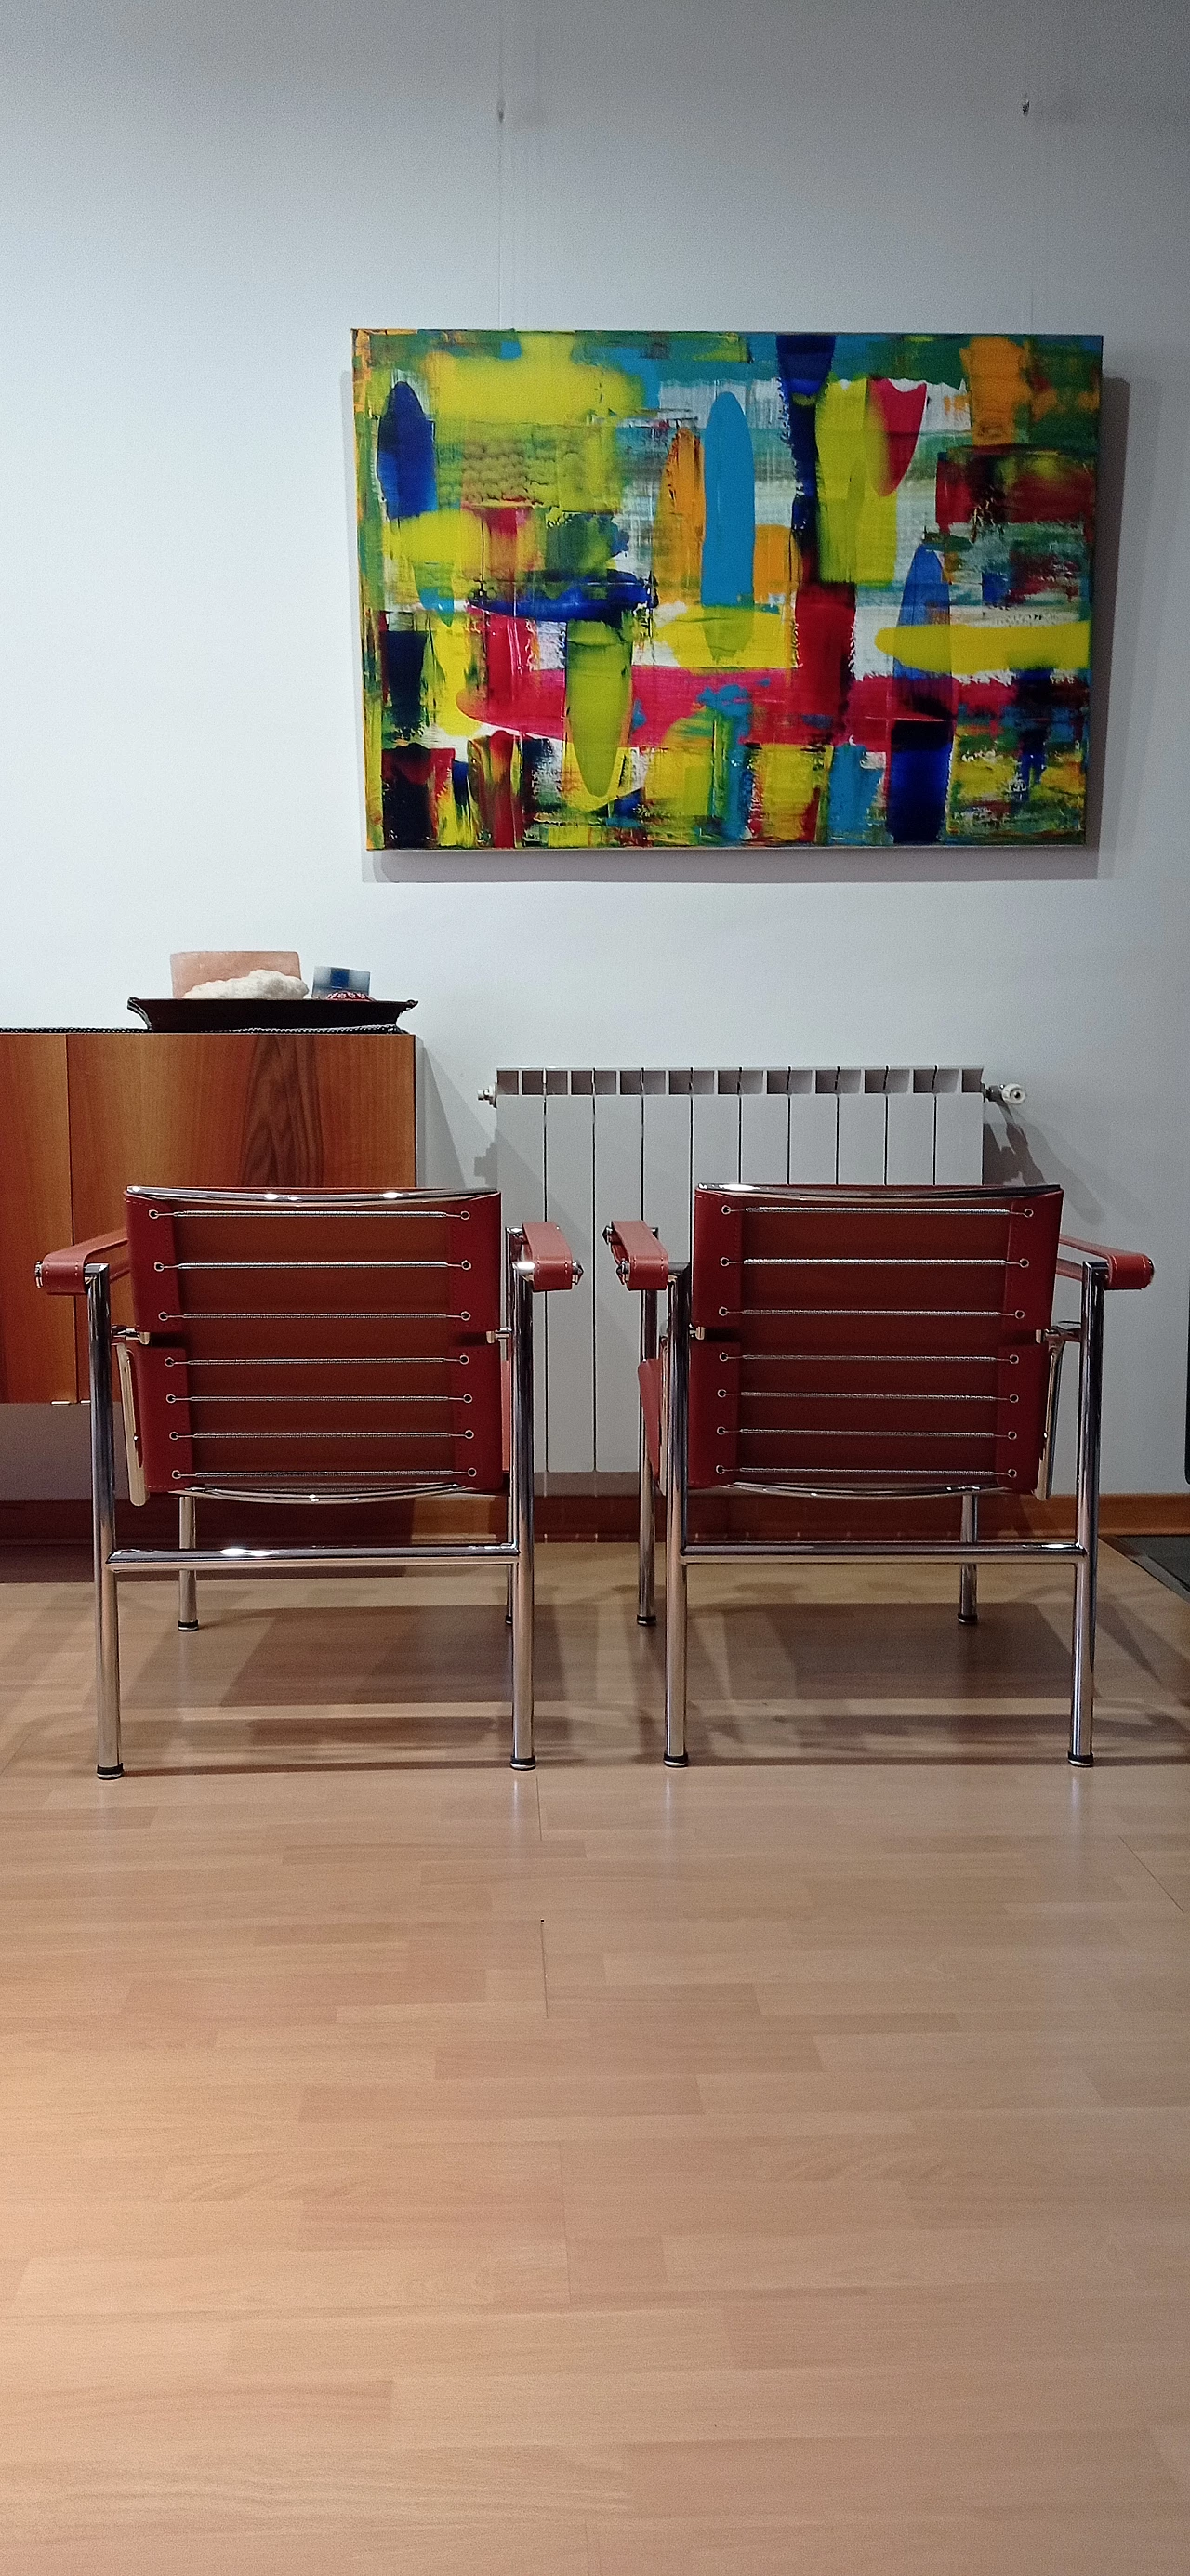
1,0,1187,1487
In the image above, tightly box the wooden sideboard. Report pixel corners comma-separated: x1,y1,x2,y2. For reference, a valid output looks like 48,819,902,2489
0,1029,416,1403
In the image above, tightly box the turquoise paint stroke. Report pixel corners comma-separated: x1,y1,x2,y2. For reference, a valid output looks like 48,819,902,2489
701,393,755,611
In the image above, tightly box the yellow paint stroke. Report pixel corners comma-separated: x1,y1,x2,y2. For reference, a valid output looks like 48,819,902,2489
753,745,829,843
361,611,385,846
815,378,866,583
642,727,715,834
428,754,476,847
381,519,423,614
703,605,756,666
425,334,642,428
963,337,1031,447
560,733,634,814
564,621,633,805
388,509,484,609
853,480,898,587
424,614,484,740
815,378,898,586
874,620,1091,675
656,605,787,672
452,422,625,517
653,427,705,607
948,744,1019,809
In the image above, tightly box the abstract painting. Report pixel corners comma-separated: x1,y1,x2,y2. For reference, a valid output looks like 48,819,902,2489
353,330,1101,852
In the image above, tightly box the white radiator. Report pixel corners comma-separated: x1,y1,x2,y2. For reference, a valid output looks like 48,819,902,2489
494,1065,986,1478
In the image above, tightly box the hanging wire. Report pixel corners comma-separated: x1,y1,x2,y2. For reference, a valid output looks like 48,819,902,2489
1022,1,1051,335
496,13,507,331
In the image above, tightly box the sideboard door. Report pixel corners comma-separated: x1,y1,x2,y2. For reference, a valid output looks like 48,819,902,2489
65,1030,416,1386
0,1035,77,1402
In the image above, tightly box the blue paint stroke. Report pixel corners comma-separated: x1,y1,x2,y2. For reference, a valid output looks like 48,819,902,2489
893,543,951,703
700,679,754,841
776,335,835,553
887,720,952,845
1012,670,1055,799
381,627,427,733
376,380,436,522
701,394,755,611
478,573,648,622
899,542,950,626
826,744,881,843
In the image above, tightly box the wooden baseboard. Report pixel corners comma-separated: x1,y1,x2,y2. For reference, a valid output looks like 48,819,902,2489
3,1491,1189,1552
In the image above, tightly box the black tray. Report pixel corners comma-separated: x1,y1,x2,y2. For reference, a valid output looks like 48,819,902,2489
127,997,416,1034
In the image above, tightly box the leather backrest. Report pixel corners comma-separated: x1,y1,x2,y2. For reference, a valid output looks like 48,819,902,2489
123,1187,505,1500
687,1183,1063,1499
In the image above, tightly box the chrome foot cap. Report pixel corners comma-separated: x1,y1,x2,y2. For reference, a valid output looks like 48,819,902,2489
97,1764,124,1779
178,1621,199,1632
509,1755,536,1772
1069,1752,1094,1768
664,1753,689,1768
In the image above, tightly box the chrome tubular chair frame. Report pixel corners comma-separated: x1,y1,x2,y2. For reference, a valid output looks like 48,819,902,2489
606,1190,1152,1770
43,1191,578,1778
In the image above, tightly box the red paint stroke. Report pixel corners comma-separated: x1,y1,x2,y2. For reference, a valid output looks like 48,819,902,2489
1001,456,1096,538
950,680,1018,720
476,507,536,588
460,613,566,734
840,674,895,750
460,669,566,733
937,448,1095,540
469,730,522,848
630,667,707,744
789,584,854,737
426,747,457,835
936,451,1001,534
633,659,857,752
1004,549,1083,603
840,674,1023,754
482,612,536,703
866,379,928,495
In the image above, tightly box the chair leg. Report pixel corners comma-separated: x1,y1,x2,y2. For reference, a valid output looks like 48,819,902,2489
178,1493,198,1630
959,1490,978,1625
1069,1260,1105,1766
664,1507,688,1766
638,1288,657,1626
505,1565,513,1626
509,1262,536,1770
87,1267,123,1777
663,1272,690,1766
1071,1552,1094,1764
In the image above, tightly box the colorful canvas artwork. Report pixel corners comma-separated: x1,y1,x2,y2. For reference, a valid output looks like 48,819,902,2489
352,330,1101,852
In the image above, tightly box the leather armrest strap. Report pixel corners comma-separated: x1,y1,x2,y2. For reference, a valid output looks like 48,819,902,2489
605,1218,670,1292
1057,1235,1154,1292
518,1222,581,1290
36,1229,131,1297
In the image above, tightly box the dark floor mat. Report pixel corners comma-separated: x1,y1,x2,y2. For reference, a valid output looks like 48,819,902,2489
1112,1533,1190,1600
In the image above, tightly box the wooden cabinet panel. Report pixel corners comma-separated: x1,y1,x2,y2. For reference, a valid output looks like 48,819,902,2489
65,1032,416,1385
0,1034,77,1401
0,1031,416,1403
66,1031,416,1223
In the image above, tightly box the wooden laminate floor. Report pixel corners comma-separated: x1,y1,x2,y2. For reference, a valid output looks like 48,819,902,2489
1,1541,1188,2570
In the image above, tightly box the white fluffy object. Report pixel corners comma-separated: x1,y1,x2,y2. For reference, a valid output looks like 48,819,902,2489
185,971,309,1001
